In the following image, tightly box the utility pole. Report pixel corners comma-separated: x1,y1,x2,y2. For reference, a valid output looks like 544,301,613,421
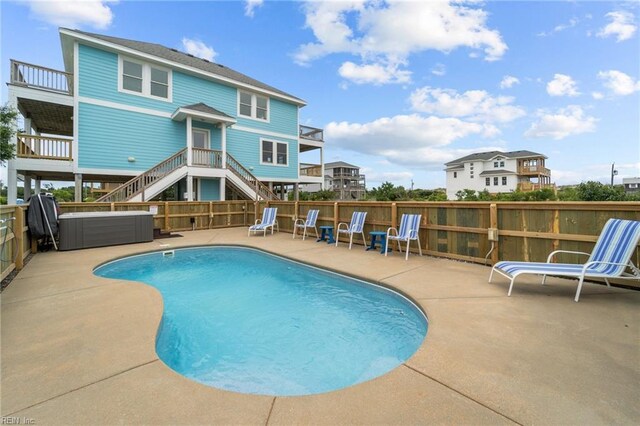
610,162,618,186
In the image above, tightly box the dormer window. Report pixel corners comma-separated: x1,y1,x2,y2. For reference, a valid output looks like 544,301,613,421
239,91,269,121
119,56,171,101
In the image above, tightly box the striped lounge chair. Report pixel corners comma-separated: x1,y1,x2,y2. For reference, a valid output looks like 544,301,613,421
489,218,640,302
336,211,367,250
386,214,423,260
293,209,319,240
248,207,278,237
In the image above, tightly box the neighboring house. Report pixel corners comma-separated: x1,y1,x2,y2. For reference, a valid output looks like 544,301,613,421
302,161,366,200
444,150,553,200
6,29,324,204
622,177,640,194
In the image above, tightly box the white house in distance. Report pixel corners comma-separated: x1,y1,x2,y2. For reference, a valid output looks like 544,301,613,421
444,150,553,200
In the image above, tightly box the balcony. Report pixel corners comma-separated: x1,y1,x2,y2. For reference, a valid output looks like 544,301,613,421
10,60,73,95
300,164,322,177
17,134,72,161
299,125,323,142
517,165,550,176
517,182,556,192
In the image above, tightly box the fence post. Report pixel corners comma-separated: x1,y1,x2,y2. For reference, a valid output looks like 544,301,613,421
164,201,170,231
14,206,25,270
294,201,299,221
333,202,339,234
552,208,560,253
490,203,499,264
391,202,397,230
110,202,115,212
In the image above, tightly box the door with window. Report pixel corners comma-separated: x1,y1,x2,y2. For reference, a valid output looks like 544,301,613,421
192,129,210,166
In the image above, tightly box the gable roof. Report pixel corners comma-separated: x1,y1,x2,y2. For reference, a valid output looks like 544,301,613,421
445,150,546,166
181,103,233,119
60,28,306,105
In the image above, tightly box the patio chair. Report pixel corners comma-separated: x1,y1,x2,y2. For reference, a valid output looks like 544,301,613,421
248,207,278,237
336,211,367,250
489,218,640,302
386,214,423,260
293,209,319,240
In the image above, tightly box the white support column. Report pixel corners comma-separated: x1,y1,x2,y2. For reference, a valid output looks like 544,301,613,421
186,175,194,201
294,183,299,201
74,173,83,202
221,124,227,168
34,178,41,195
320,147,325,190
7,90,18,204
219,177,226,201
23,175,32,201
186,116,193,167
7,164,17,204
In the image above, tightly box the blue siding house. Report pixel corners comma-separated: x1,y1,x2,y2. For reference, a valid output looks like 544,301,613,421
6,29,325,203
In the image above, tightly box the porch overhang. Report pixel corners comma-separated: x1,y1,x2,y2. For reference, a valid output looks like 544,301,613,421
171,103,236,126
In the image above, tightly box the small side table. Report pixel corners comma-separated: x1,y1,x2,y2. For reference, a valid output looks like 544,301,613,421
367,231,389,254
317,226,336,244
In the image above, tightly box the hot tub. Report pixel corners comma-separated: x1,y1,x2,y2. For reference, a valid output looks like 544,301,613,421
58,211,154,251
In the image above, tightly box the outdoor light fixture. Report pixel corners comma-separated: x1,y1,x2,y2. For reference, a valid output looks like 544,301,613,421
128,157,136,162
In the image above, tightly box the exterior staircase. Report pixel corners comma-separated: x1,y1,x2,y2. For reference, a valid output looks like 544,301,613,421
96,148,279,202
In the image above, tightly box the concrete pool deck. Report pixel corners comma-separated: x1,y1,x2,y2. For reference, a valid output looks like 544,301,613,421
1,227,639,425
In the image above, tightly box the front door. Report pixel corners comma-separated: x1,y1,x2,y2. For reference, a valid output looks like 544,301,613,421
192,128,210,165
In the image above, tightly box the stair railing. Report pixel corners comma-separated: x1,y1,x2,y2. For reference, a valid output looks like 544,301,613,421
225,153,279,200
96,148,188,202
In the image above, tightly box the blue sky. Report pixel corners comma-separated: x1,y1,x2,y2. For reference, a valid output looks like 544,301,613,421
1,0,639,189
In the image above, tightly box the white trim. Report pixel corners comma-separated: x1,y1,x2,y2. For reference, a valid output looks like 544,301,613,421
73,41,79,173
76,167,141,176
260,138,289,167
237,90,270,123
118,55,173,102
78,96,172,118
231,125,296,141
60,29,306,106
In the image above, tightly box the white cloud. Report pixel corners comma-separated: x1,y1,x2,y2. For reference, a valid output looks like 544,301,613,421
181,38,217,62
409,87,526,123
325,114,500,168
295,1,507,85
361,168,414,185
244,0,264,18
537,17,579,37
546,74,580,97
591,92,604,100
525,106,597,140
500,75,520,89
597,11,637,42
23,0,117,29
431,63,446,77
338,61,411,85
597,70,640,96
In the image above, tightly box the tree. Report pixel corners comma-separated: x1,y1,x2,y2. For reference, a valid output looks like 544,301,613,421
1,104,19,164
368,181,407,201
575,181,626,201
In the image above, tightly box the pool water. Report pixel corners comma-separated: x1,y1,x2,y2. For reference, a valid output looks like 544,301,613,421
94,246,427,396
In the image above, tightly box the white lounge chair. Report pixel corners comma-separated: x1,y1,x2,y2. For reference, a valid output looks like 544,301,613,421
248,207,278,237
489,218,640,302
336,211,367,250
293,209,319,240
386,214,423,260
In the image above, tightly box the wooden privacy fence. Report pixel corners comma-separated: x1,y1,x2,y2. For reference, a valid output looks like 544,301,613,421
3,201,639,285
1,205,31,281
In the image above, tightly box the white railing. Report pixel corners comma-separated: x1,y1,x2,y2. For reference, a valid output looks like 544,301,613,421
10,60,73,95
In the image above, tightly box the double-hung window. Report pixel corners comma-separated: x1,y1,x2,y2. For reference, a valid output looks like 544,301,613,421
485,177,491,186
239,91,269,121
120,57,171,101
261,139,287,166
494,177,499,185
502,176,507,185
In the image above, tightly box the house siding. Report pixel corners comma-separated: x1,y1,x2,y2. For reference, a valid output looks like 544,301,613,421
199,178,220,200
78,102,185,170
226,129,298,179
77,43,299,174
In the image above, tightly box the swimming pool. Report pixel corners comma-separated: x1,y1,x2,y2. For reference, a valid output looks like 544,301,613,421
94,246,427,396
